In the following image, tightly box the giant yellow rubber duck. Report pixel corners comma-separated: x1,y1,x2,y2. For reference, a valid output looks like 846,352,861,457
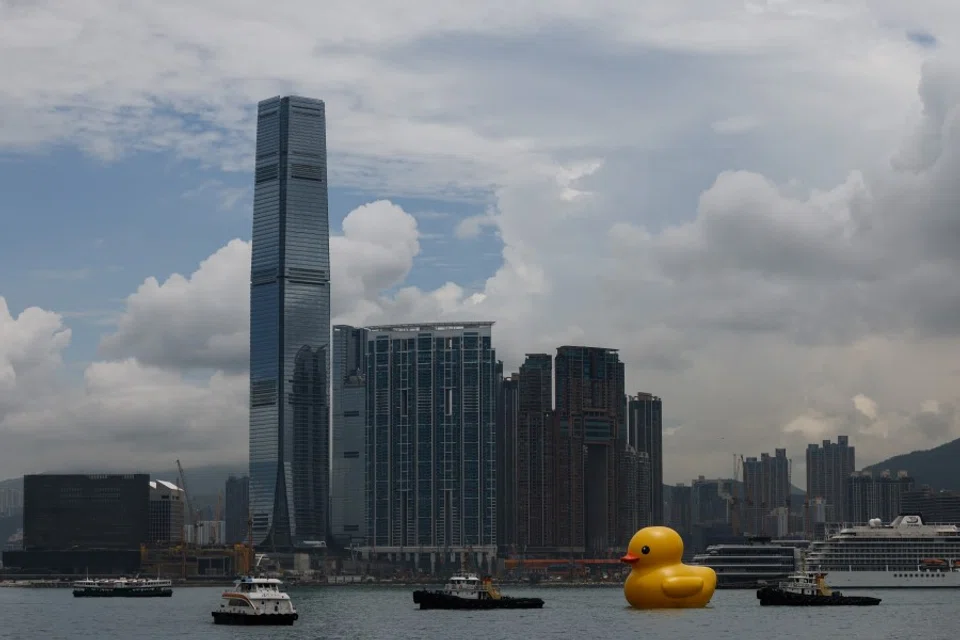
620,526,716,609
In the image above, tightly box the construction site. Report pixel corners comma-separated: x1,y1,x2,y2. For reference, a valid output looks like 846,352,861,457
137,460,256,581
138,460,350,582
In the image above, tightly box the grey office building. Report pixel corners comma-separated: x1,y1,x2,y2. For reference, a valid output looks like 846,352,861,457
225,475,249,544
248,95,331,549
365,323,497,571
628,393,663,525
331,325,368,545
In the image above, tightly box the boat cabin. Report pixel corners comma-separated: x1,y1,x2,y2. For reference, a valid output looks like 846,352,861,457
443,574,500,600
233,577,287,596
778,572,833,597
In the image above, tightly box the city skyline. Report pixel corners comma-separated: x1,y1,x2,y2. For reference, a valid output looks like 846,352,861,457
2,4,960,487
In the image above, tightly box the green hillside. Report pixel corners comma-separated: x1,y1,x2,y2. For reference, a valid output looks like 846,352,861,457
864,437,960,491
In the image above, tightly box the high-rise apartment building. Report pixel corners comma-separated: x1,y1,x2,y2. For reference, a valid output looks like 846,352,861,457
690,476,732,527
666,483,692,537
845,470,914,523
554,346,625,553
627,393,663,525
495,367,519,550
248,95,331,549
741,449,790,536
806,436,855,524
224,475,250,544
618,448,652,543
365,323,498,568
331,325,368,545
901,486,960,523
515,354,555,550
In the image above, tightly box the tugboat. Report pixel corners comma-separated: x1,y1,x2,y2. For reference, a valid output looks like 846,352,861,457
211,576,299,625
757,569,881,606
413,573,545,610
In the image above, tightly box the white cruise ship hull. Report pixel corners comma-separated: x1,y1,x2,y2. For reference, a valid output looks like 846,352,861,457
819,570,960,589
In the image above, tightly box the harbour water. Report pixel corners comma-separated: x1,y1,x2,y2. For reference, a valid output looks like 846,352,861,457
0,584,954,639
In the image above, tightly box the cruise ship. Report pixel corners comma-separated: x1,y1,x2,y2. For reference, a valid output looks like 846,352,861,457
804,513,960,589
691,537,807,589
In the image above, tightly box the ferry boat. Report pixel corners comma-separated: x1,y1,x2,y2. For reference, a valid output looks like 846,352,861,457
757,569,881,606
804,513,960,589
412,573,545,610
211,576,298,625
690,537,808,589
73,577,173,598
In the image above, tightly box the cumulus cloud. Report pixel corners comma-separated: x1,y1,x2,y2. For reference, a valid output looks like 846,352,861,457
0,298,248,473
5,2,960,484
99,240,251,372
0,299,71,407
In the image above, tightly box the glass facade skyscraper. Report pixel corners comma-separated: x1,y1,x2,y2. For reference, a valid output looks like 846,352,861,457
249,96,331,549
365,323,497,564
331,325,368,545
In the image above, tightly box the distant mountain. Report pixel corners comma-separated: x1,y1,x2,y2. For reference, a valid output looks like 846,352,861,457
864,437,960,491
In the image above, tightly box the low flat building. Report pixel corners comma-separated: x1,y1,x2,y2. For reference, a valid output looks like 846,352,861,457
2,473,149,575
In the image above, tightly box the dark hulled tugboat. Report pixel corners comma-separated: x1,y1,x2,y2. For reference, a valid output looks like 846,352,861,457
757,569,881,606
413,573,545,610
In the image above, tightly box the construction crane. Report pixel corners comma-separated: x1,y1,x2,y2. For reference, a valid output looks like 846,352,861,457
176,460,200,548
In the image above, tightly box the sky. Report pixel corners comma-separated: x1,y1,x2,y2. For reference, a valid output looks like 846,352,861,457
2,0,960,486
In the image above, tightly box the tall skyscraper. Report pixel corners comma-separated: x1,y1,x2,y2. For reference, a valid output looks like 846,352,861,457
806,436,855,524
331,325,368,545
628,393,663,526
495,366,519,550
554,346,625,553
515,354,555,549
248,96,331,549
365,323,498,569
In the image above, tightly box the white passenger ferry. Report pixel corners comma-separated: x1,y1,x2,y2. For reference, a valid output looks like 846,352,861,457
211,576,299,625
73,576,173,597
805,514,960,588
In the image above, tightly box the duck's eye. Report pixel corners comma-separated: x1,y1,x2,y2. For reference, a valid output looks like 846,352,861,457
641,545,650,555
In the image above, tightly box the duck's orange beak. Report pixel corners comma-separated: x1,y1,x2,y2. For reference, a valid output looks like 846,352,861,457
620,553,639,564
